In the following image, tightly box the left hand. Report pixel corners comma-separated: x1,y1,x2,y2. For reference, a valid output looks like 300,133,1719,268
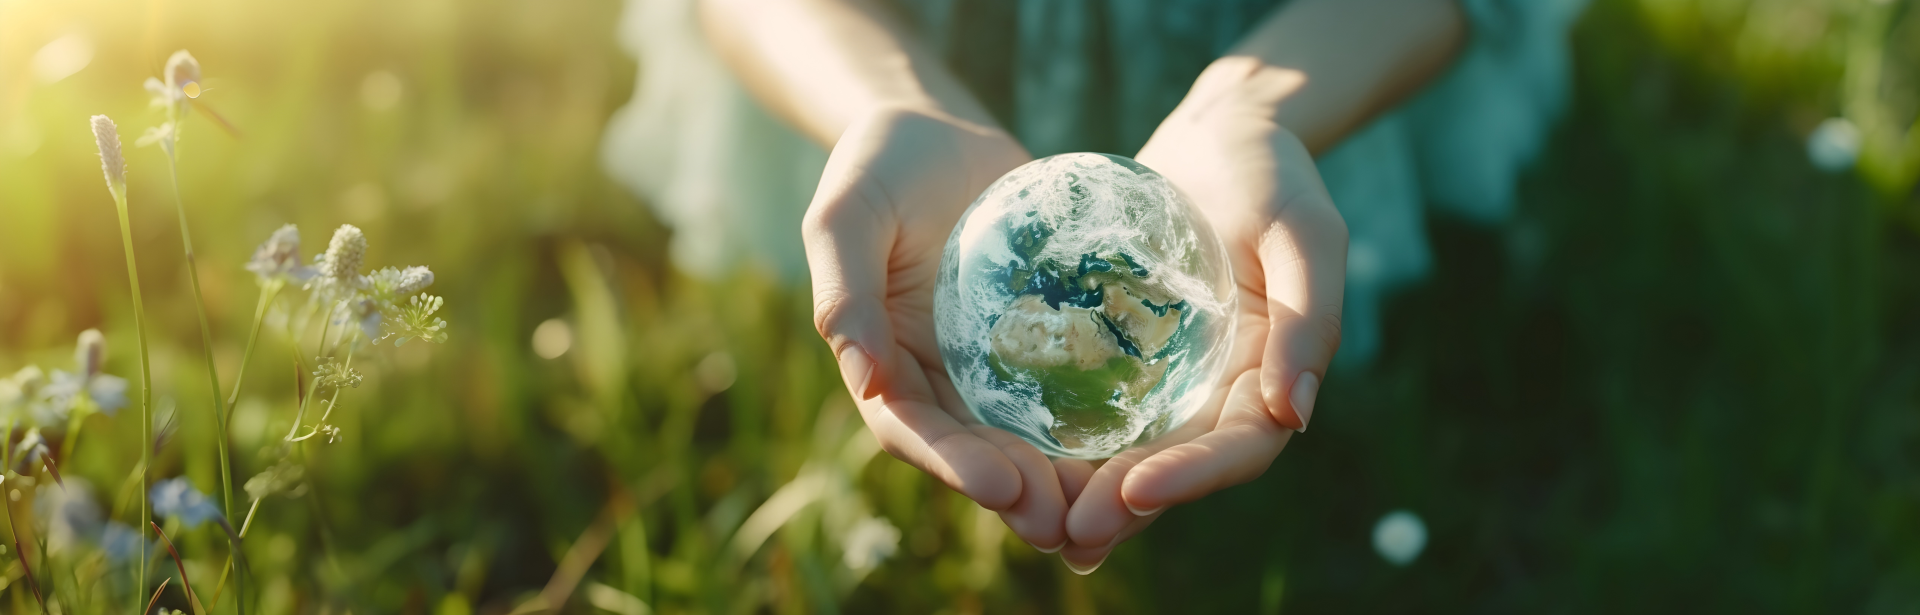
1055,57,1348,573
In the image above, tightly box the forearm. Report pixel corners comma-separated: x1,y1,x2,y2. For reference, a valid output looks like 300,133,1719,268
699,0,1001,147
1190,0,1467,153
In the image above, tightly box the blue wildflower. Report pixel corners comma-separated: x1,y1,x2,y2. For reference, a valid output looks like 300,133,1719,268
41,329,129,421
35,477,101,555
100,521,150,564
150,477,222,528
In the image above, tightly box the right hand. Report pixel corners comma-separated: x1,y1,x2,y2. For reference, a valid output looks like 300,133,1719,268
804,107,1090,551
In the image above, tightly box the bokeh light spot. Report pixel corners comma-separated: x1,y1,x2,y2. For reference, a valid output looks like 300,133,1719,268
1373,510,1428,566
532,318,572,359
30,33,93,84
695,351,737,393
360,70,403,111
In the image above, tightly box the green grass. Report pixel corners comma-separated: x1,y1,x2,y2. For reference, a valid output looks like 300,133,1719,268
1,0,1918,612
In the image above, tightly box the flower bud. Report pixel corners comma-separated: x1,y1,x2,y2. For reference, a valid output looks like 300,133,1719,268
394,266,435,295
322,224,367,280
164,50,201,97
247,224,315,282
90,115,125,190
75,329,106,379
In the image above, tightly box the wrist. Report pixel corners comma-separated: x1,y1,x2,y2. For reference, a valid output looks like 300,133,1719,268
1178,56,1307,127
856,104,1028,189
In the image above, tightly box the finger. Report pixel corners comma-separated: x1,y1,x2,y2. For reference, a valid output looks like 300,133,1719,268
1063,444,1169,547
1256,131,1346,432
1059,511,1160,575
802,124,901,402
856,353,1022,510
863,401,1023,510
1063,372,1233,547
1054,458,1095,504
976,428,1069,550
1122,371,1290,513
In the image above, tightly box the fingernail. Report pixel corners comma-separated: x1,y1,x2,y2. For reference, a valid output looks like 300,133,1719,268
1125,502,1163,517
1290,372,1319,432
1063,554,1107,575
838,345,877,400
1029,541,1064,554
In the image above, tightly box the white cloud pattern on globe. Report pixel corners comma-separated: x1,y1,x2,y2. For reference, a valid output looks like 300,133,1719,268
935,153,1234,459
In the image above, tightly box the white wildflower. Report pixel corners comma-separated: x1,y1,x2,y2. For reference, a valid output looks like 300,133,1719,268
144,50,200,116
321,224,367,281
12,428,49,468
89,115,125,191
351,297,383,341
842,515,901,572
247,224,317,284
387,294,448,346
136,121,177,154
356,266,439,343
144,77,169,108
42,329,129,419
0,367,49,422
75,328,105,378
394,266,434,296
164,50,200,99
312,357,363,390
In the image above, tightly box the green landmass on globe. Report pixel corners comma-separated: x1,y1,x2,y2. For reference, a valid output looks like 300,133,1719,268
985,253,1187,449
936,153,1233,459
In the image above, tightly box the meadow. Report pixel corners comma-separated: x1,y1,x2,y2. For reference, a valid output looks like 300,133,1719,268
1,0,1918,612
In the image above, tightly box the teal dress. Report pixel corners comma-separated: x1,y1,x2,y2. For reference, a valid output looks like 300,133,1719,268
601,0,1588,366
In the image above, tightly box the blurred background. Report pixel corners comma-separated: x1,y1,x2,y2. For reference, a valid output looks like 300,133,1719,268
2,0,1919,612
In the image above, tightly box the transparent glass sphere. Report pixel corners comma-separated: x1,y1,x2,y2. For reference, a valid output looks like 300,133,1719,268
935,153,1235,459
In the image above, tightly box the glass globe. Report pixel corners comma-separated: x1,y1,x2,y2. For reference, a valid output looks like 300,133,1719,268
934,153,1235,459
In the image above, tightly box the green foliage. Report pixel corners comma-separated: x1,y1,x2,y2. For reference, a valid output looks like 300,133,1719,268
0,0,1917,612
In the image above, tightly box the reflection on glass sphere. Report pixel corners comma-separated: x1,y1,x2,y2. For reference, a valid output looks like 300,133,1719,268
935,153,1234,459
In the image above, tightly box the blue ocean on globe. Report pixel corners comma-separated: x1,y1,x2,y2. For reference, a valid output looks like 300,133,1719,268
935,153,1234,459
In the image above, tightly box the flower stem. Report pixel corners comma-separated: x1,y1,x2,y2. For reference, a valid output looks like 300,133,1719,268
212,278,277,615
167,141,242,615
164,149,236,525
107,183,154,615
2,417,14,473
286,300,342,442
207,497,264,613
228,280,284,412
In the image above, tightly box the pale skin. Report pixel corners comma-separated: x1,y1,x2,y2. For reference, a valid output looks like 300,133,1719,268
703,0,1465,573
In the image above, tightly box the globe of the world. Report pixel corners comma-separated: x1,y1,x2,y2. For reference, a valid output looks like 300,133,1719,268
934,153,1235,459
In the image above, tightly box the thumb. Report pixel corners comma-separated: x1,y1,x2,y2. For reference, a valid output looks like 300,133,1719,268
803,133,900,400
1256,135,1346,432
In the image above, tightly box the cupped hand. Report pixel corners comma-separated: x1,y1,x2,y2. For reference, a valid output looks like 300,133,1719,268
1058,58,1349,572
804,106,1094,551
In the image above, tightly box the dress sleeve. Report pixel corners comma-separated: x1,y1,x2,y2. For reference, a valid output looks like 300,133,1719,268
1312,0,1587,366
1405,0,1590,223
599,0,827,282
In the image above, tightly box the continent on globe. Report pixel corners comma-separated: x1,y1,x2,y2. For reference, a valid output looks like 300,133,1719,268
935,153,1234,459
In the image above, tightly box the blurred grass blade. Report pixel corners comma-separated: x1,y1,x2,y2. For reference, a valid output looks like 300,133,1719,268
146,578,172,615
5,496,48,614
40,455,63,489
152,521,208,615
557,241,628,416
512,491,634,614
728,469,825,570
586,582,653,615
